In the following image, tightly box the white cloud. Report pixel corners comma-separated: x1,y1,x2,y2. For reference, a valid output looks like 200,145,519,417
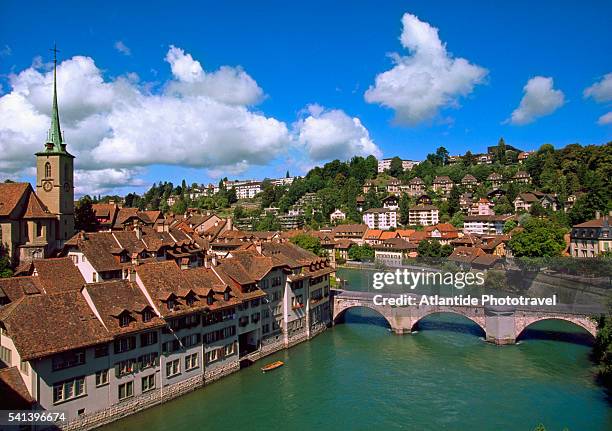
164,45,263,105
74,168,145,196
295,104,382,161
364,13,487,125
584,73,612,103
507,76,565,125
0,47,289,195
114,41,131,56
597,111,612,125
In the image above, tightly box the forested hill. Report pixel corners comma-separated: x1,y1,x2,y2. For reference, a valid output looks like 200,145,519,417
89,141,611,230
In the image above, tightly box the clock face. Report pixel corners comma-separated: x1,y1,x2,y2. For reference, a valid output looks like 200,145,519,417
43,181,53,192
64,182,70,192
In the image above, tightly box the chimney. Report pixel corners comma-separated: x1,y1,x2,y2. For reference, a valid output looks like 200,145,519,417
227,217,233,231
595,211,601,220
211,255,217,266
255,240,262,255
204,255,210,268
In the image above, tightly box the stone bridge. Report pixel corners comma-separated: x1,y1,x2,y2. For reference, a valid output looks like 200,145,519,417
331,289,600,345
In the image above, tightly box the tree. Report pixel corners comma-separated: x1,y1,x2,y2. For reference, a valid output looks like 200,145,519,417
256,214,281,231
0,244,12,278
502,220,518,234
388,157,404,177
569,171,608,224
399,194,411,225
364,187,380,210
495,137,507,164
75,195,97,232
417,239,443,257
594,302,612,387
290,234,323,256
436,146,449,166
529,202,548,218
508,218,566,257
348,244,374,261
447,186,461,216
171,199,187,215
450,212,464,228
463,151,476,167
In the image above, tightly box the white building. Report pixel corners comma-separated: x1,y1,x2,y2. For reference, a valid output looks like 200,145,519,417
269,176,299,187
362,208,398,230
330,209,346,223
463,215,513,235
224,180,262,199
408,205,439,226
377,158,420,173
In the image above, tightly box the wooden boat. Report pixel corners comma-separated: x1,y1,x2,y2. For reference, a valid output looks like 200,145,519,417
261,361,284,372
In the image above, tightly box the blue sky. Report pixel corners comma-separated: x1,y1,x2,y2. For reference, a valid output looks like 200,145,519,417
1,0,611,196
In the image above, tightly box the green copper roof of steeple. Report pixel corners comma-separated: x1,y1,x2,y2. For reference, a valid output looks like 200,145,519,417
37,44,72,157
49,54,63,151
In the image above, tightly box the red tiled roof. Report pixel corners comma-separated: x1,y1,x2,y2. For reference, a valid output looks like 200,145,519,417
0,183,29,217
1,291,112,360
0,367,35,409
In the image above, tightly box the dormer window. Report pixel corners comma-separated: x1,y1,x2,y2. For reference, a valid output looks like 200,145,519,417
186,295,195,306
207,295,214,305
119,313,131,328
167,299,175,311
224,292,230,301
143,309,153,323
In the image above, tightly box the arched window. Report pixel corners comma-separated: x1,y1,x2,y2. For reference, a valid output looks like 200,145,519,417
44,162,51,178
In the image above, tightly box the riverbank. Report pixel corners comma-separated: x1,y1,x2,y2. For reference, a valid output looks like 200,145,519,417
99,310,610,431
58,325,328,431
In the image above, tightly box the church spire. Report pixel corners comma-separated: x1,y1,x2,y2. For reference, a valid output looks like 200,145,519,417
46,43,64,152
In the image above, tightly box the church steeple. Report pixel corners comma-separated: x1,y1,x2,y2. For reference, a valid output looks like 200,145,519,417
35,43,75,244
45,44,67,153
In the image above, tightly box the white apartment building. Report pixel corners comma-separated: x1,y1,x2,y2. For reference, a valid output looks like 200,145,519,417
362,208,398,230
463,215,513,235
377,158,420,173
224,180,262,199
408,205,439,226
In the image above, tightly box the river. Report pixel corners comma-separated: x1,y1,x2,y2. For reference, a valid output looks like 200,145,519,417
101,268,611,431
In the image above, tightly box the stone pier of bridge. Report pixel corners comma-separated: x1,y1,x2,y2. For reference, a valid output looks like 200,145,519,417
331,290,598,345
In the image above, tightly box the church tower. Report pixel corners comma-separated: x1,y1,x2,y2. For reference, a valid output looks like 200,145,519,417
36,45,75,245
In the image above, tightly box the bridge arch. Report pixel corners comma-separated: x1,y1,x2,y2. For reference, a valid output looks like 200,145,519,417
332,303,394,329
411,310,486,336
515,316,597,341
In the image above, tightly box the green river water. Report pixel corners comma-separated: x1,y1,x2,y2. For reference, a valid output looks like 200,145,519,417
101,268,611,431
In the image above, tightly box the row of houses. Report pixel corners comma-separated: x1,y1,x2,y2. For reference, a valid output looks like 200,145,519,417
364,171,532,198
170,177,300,204
0,240,333,425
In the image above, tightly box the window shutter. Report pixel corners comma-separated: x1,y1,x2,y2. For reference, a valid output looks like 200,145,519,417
152,331,158,344
114,363,120,378
129,336,136,350
140,333,147,346
154,353,160,366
